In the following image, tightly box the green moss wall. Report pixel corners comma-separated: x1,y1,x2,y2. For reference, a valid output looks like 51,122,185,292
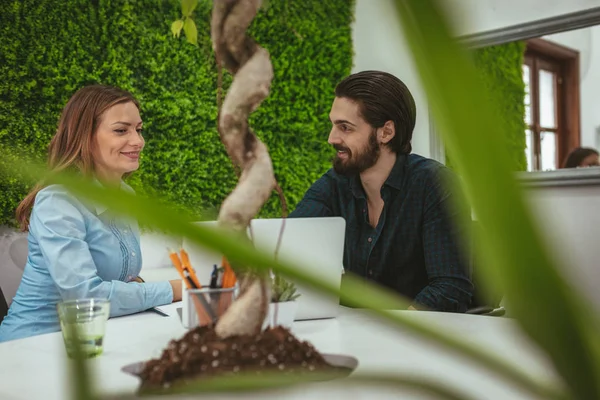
446,41,527,171
0,0,354,226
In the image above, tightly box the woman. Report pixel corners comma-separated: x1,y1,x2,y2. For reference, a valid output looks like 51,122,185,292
562,147,600,168
0,85,182,342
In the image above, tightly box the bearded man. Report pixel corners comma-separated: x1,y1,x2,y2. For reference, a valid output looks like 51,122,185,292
289,70,473,312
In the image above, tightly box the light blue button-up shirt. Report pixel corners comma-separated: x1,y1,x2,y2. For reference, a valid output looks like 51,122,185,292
0,182,173,342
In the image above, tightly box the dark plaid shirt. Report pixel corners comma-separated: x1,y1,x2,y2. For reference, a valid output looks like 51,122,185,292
289,153,473,312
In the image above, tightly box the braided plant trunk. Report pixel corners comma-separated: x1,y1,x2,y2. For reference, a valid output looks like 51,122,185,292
210,0,275,339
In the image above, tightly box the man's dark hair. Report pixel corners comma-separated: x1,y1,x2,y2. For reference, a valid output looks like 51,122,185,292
334,70,417,154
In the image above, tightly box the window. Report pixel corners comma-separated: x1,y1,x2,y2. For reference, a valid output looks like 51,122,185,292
523,38,580,171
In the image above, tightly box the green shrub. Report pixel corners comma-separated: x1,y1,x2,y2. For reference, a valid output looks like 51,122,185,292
0,0,354,226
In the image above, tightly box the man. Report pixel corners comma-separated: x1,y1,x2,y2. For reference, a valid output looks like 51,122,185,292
289,70,473,312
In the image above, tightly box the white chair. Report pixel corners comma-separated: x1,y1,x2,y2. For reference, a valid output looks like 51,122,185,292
138,231,182,282
0,226,28,310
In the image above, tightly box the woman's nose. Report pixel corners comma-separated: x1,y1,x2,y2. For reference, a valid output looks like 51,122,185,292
131,131,145,148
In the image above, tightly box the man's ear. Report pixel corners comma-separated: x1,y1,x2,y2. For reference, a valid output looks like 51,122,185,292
379,120,396,144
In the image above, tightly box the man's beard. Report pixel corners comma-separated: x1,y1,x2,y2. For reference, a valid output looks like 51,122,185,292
332,129,380,176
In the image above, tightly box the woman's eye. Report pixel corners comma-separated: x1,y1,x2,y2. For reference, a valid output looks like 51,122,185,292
136,128,143,135
114,129,127,135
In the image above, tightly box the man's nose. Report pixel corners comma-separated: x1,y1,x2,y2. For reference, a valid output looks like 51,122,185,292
328,128,340,145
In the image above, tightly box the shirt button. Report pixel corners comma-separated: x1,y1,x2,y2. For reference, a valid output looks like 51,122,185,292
367,237,372,243
123,229,129,234
131,251,136,257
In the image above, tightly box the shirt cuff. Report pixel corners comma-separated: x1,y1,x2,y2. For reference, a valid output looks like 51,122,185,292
143,281,173,308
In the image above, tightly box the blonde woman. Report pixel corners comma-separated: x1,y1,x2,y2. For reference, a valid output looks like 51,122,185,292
0,85,182,342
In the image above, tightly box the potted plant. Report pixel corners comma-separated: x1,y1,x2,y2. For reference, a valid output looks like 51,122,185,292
264,272,301,329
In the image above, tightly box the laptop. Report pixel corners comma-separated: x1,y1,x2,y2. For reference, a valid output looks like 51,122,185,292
181,216,346,321
249,216,346,320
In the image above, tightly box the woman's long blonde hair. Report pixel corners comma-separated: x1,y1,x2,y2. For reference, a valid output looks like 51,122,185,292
16,85,140,231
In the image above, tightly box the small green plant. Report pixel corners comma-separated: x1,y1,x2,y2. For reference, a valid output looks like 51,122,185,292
271,273,300,303
170,0,199,45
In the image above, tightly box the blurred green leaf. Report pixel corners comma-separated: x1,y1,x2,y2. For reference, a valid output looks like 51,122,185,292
65,321,95,400
392,1,600,398
170,19,184,37
183,17,198,45
6,1,599,399
133,371,477,400
181,0,199,17
0,152,562,399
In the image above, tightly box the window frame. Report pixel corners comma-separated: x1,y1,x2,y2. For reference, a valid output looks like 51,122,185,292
524,38,580,171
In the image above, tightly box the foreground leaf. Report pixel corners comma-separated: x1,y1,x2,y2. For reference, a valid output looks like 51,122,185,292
129,372,477,400
392,1,600,398
0,155,561,399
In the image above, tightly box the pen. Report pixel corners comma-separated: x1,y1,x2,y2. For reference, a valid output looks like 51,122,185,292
148,307,169,317
210,264,219,289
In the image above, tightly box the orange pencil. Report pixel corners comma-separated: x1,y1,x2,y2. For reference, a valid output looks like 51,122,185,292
221,256,230,287
217,256,236,317
168,248,197,289
168,248,184,276
168,248,212,325
221,256,237,288
180,248,202,289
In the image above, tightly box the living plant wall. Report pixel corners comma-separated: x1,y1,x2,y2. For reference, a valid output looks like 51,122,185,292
0,0,354,226
446,41,528,171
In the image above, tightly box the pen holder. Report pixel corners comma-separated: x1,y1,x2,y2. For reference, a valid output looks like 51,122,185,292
183,287,237,329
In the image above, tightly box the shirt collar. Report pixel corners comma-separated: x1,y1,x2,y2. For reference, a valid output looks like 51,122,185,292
384,153,407,190
349,153,408,199
91,179,134,215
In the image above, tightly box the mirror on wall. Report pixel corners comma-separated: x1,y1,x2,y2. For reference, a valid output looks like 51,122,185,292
436,8,600,316
489,27,590,172
430,7,600,173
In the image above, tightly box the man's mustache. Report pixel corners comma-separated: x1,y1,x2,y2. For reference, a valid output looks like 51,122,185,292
333,144,351,153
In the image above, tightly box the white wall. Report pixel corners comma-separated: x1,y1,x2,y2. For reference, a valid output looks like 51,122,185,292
522,176,600,316
544,27,600,149
352,0,600,159
441,0,600,37
351,0,431,158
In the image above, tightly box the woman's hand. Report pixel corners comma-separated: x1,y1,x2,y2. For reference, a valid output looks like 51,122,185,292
169,279,182,302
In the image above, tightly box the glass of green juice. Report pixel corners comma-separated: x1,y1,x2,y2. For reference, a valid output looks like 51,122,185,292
57,298,110,358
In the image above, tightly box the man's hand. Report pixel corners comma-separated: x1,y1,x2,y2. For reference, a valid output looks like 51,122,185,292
169,279,183,302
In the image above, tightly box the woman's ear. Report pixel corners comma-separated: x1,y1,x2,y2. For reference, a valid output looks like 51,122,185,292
379,120,396,144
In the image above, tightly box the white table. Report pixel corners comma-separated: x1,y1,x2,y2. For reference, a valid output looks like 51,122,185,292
0,307,558,400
